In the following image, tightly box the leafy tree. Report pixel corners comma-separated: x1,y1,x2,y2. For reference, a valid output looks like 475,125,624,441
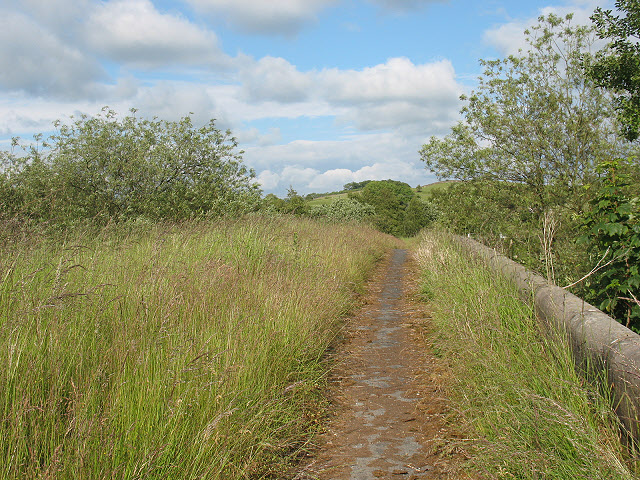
350,180,415,235
0,141,56,220
261,187,309,216
420,14,631,219
282,186,309,215
579,159,640,331
588,1,640,141
309,197,375,223
402,197,439,237
262,193,286,212
359,180,414,207
418,13,640,284
1,108,261,223
343,180,371,191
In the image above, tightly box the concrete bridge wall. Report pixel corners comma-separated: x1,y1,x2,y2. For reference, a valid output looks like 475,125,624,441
456,235,640,441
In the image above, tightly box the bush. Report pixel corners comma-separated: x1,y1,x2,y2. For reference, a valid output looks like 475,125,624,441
579,159,640,331
349,180,414,236
309,197,375,223
402,197,439,236
0,108,261,224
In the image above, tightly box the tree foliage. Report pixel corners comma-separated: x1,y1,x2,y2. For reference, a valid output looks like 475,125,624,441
343,180,372,191
588,1,640,141
420,14,630,218
309,197,375,223
0,108,261,224
261,188,310,216
418,13,640,290
349,180,412,235
347,180,437,236
403,196,440,237
579,159,640,331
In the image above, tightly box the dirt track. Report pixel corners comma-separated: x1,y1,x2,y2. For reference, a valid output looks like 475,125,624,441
296,249,470,479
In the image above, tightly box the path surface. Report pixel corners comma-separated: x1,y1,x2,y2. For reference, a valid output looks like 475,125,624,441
297,249,469,479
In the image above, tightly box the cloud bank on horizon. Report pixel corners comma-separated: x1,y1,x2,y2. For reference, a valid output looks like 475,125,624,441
0,0,612,195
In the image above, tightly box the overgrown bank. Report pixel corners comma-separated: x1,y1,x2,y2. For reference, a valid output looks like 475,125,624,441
0,215,399,479
415,230,634,479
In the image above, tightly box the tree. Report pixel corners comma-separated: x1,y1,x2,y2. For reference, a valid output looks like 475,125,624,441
402,197,439,236
343,180,371,191
350,180,415,235
588,1,640,141
281,186,308,215
2,108,262,223
579,159,640,331
420,14,631,218
309,197,375,223
262,193,286,212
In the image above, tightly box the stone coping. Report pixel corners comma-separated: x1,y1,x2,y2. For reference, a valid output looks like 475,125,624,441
456,235,640,441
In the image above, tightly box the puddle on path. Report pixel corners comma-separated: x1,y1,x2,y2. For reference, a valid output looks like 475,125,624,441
296,249,471,480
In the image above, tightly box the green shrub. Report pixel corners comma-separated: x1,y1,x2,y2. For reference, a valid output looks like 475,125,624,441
579,159,640,331
1,108,261,225
309,197,375,223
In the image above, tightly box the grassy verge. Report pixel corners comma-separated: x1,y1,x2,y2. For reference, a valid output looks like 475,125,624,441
0,215,399,479
414,230,634,479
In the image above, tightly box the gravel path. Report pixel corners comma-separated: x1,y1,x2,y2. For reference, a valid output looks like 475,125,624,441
297,249,470,480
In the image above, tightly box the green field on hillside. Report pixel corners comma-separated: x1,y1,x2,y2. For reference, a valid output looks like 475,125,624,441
308,180,455,207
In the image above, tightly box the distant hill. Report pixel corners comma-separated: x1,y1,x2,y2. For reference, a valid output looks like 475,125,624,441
307,180,457,207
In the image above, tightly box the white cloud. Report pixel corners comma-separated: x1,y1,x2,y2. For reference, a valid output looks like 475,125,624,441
254,157,437,195
239,56,314,103
306,168,355,190
238,127,282,146
230,55,463,134
242,132,437,195
483,21,530,57
322,58,457,105
6,0,92,33
483,1,611,56
366,0,448,13
0,9,106,98
280,165,321,185
0,96,104,138
129,82,223,125
321,57,463,131
337,101,458,134
256,170,281,190
86,0,229,69
0,81,229,140
185,0,337,35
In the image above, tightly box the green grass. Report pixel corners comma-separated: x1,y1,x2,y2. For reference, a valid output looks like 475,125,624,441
306,192,351,207
415,230,634,479
0,215,399,479
413,180,457,201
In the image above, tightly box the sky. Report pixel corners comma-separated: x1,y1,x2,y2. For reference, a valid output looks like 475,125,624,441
0,0,614,196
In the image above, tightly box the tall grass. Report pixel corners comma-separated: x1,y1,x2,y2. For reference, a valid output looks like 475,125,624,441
415,230,634,479
0,215,399,479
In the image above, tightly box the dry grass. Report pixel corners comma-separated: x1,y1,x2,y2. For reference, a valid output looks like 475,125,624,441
0,215,398,479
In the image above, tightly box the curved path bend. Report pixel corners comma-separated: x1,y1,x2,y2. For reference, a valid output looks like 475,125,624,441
297,249,470,480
